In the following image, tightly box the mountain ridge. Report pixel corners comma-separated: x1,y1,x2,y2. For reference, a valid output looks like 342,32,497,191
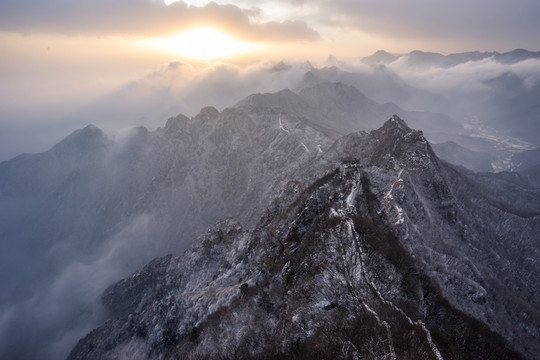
68,117,539,360
362,48,540,67
1,82,539,359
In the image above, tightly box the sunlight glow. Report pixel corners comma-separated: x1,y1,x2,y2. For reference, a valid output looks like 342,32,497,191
142,27,259,60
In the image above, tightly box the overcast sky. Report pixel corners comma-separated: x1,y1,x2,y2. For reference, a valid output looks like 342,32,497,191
1,0,540,159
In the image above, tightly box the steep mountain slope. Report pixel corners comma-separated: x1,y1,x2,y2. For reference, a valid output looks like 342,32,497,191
0,125,111,301
0,99,332,359
69,117,539,360
511,147,540,186
431,141,495,172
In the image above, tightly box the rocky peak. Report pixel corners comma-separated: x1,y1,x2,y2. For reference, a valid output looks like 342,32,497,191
298,70,322,88
382,114,410,131
373,114,425,141
164,113,191,133
298,81,367,104
51,124,109,154
361,50,399,65
375,115,427,146
326,116,434,172
369,115,434,169
195,106,220,121
236,88,302,111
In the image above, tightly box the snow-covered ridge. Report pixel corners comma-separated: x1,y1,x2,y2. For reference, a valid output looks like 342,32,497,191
67,117,538,360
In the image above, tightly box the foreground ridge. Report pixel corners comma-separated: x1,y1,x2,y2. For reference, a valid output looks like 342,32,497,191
68,118,537,360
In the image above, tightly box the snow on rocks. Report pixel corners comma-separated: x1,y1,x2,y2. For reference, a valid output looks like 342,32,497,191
382,166,406,225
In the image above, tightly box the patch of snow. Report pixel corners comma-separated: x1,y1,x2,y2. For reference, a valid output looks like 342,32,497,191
366,270,444,360
383,168,405,225
278,113,290,134
418,320,444,360
346,184,358,208
394,205,404,225
315,300,332,309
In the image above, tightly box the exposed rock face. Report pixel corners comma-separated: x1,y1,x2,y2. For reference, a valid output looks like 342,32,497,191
69,117,538,360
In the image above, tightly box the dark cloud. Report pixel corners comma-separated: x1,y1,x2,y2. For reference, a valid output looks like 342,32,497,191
313,0,540,51
0,0,319,42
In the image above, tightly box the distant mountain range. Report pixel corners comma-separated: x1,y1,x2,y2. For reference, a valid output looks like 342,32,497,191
362,49,540,67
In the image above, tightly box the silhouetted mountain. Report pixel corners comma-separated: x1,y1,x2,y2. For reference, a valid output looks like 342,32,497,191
495,49,540,64
362,49,540,68
361,50,399,65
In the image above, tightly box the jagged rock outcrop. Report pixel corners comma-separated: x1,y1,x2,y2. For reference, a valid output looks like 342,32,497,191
69,117,539,360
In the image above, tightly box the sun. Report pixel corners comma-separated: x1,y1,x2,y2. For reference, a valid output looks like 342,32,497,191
142,27,259,60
